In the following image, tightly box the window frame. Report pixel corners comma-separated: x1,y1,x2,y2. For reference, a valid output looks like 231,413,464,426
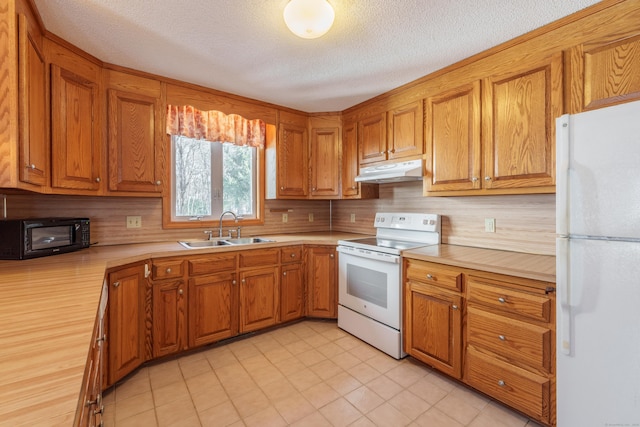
162,134,265,230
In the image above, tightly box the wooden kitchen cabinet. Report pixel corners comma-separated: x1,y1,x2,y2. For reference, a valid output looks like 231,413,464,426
566,33,640,113
358,112,387,165
106,70,164,193
152,279,187,357
404,259,463,379
340,120,378,199
107,262,147,385
306,245,337,318
271,110,309,198
465,274,555,425
49,38,103,192
238,248,280,332
482,53,561,191
17,12,48,187
309,125,340,198
424,81,481,192
280,246,304,322
387,100,423,160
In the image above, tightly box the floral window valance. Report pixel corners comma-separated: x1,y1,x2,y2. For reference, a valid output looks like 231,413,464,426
166,105,266,148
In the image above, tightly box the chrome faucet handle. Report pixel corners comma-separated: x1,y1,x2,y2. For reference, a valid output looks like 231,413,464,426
236,226,241,238
203,230,213,240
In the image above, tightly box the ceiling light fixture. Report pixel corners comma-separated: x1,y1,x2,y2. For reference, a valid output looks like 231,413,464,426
283,0,335,39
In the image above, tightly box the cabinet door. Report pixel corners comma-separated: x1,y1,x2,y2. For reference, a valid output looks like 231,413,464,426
108,89,163,192
310,126,340,198
188,272,238,347
306,246,337,318
567,34,640,113
404,281,462,379
482,53,561,190
108,264,146,384
277,122,308,197
51,64,102,191
239,266,279,333
341,121,359,197
280,262,304,322
17,13,48,187
424,81,481,192
358,112,387,165
388,101,423,160
152,280,187,357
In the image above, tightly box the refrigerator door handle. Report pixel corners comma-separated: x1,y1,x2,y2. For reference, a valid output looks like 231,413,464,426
557,238,572,355
556,115,570,236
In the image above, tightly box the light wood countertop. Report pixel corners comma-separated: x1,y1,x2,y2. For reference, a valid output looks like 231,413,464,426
0,235,554,426
402,244,556,283
0,232,363,426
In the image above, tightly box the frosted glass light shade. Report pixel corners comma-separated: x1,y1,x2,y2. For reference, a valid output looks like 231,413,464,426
284,0,335,39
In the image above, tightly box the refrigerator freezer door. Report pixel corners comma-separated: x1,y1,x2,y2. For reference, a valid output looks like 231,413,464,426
556,100,640,240
556,238,640,426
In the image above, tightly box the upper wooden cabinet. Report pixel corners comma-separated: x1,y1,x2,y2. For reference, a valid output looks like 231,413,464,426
106,70,164,193
309,126,340,198
358,112,387,165
387,100,423,160
268,110,309,198
482,53,561,191
48,39,103,193
341,119,379,200
567,34,640,113
17,13,48,187
425,54,561,196
425,81,481,192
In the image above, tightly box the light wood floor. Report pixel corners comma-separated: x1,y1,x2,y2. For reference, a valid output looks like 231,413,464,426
104,320,544,427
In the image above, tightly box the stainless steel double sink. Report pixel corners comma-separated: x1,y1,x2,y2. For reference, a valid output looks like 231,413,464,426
178,237,274,249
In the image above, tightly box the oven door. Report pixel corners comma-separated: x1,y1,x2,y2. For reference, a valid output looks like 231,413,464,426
337,245,401,330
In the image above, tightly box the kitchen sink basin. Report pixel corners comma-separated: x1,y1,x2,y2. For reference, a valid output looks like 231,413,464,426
178,237,274,249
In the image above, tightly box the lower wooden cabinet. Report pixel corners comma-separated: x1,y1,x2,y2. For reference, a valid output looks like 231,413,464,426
188,272,238,347
306,245,337,318
107,262,147,386
280,262,304,322
403,257,556,426
152,279,187,357
404,260,463,379
239,266,279,333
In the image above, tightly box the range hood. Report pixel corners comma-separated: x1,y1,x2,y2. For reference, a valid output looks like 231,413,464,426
355,159,423,184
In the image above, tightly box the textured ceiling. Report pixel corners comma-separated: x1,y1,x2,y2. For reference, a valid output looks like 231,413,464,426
33,0,601,112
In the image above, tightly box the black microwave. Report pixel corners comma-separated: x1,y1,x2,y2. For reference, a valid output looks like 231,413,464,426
0,218,90,260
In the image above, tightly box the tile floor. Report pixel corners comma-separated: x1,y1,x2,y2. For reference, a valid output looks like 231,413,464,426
103,320,545,427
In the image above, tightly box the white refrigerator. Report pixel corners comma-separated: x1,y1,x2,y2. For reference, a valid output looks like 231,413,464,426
556,100,640,426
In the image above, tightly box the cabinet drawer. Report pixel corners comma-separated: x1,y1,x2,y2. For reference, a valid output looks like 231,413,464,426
466,347,550,422
152,259,184,280
467,278,551,322
239,248,279,268
188,253,237,276
405,259,462,291
280,246,303,264
467,307,552,373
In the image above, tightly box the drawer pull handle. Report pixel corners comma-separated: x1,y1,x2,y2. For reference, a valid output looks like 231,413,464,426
426,274,433,280
291,253,296,258
498,335,506,341
497,380,505,387
498,297,506,304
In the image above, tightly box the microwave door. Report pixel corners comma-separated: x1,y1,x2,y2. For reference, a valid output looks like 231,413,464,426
30,226,72,250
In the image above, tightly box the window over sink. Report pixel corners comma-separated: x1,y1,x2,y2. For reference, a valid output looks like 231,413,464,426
170,135,259,223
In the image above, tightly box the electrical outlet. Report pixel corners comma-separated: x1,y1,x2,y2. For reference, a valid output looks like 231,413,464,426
308,213,314,222
484,218,496,233
350,213,356,223
282,213,288,223
126,215,142,229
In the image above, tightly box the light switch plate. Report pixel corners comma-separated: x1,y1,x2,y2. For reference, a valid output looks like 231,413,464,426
484,218,496,233
126,215,142,228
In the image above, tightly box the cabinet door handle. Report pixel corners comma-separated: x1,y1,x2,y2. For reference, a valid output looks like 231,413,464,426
484,176,491,181
28,163,36,170
498,297,506,304
452,304,459,310
497,380,505,387
471,177,478,182
178,289,183,295
155,180,161,185
232,280,237,285
242,279,246,284
330,254,334,258
498,335,506,341
95,177,101,183
426,274,434,280
95,334,106,343
283,271,287,276
113,281,120,288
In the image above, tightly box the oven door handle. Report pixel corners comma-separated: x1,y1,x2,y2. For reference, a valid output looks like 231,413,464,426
337,246,400,264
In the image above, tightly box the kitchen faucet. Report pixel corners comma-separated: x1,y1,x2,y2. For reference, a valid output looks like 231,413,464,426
218,210,241,238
